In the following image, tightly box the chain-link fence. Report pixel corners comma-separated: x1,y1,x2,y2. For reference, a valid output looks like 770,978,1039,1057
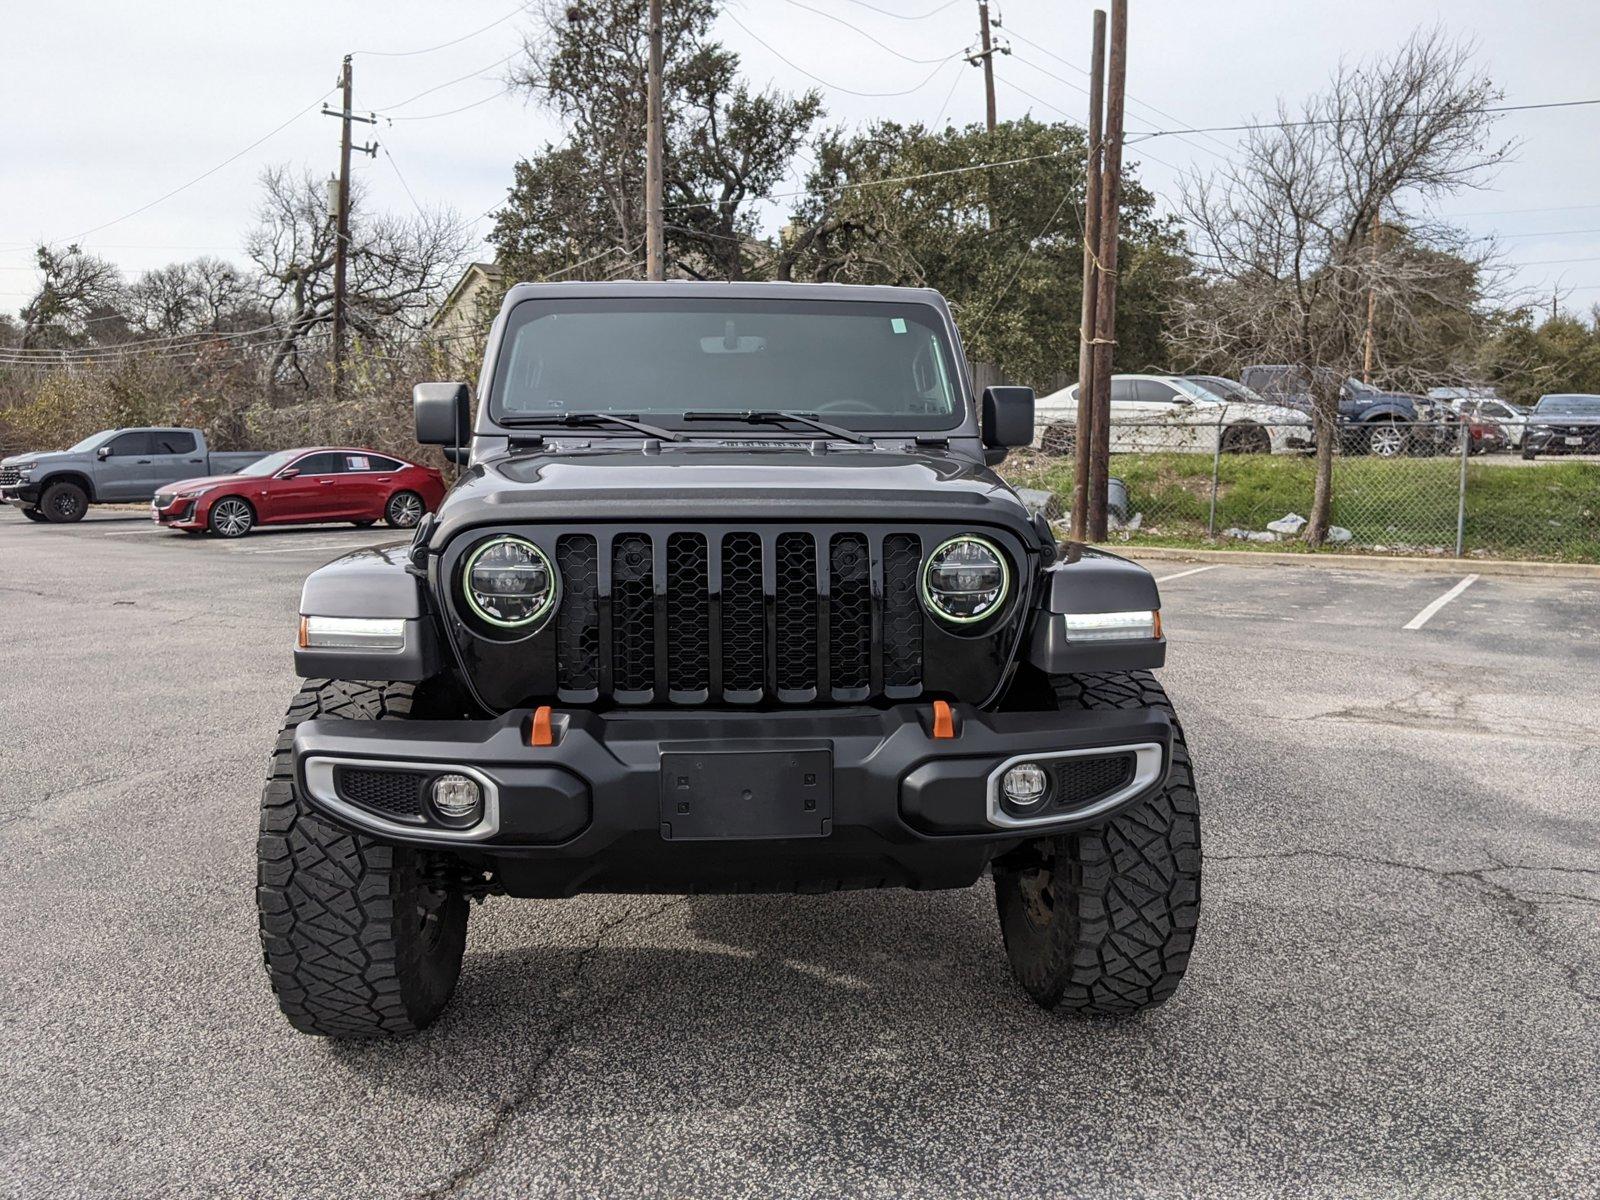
1005,416,1600,562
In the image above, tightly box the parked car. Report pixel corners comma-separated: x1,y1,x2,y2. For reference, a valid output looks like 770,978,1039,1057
1239,366,1456,457
1520,394,1600,460
1436,391,1529,450
1465,417,1508,455
258,280,1200,1038
151,447,446,537
0,427,266,523
1033,373,1312,455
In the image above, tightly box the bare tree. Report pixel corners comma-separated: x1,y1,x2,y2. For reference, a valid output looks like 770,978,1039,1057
1171,28,1513,545
17,244,126,349
247,165,471,388
127,257,262,337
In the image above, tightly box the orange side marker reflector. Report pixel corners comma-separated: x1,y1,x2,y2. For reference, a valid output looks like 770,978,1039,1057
296,616,309,648
931,700,956,740
528,705,555,747
1153,611,1163,639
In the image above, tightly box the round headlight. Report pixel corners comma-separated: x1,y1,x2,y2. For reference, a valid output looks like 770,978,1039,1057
922,535,1009,623
463,536,557,629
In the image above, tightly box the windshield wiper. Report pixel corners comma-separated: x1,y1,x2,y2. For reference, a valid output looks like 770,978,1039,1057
681,410,871,445
499,412,682,441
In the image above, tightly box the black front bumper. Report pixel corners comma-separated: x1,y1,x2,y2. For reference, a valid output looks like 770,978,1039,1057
1,483,41,508
292,703,1172,896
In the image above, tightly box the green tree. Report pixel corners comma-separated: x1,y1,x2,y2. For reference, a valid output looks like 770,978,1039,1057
492,0,820,283
780,118,1190,390
1477,311,1600,406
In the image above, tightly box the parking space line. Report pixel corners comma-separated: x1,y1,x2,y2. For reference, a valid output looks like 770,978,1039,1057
1403,575,1480,630
233,540,400,555
1155,565,1222,583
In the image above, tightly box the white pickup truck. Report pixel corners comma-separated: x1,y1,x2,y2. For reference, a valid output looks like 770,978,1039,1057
0,427,268,523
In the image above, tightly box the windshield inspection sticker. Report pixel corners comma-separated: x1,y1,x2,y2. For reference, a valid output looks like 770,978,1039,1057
890,317,907,334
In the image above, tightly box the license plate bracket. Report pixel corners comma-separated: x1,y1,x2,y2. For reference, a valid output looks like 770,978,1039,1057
659,746,832,840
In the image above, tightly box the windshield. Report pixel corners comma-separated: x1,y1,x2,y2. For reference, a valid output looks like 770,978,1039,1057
238,449,303,477
67,430,117,453
489,297,964,432
1535,394,1600,415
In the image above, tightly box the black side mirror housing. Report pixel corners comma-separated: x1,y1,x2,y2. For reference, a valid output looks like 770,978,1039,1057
414,382,472,447
981,385,1036,450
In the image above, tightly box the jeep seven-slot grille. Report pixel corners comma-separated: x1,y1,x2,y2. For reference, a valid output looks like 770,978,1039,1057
549,529,925,705
0,466,23,487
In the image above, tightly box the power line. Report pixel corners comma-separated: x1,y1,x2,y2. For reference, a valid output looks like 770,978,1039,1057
1495,226,1600,240
1128,96,1600,140
385,88,512,122
779,0,961,64
373,47,523,113
834,0,964,19
1446,201,1600,218
382,146,429,220
966,188,1076,339
48,89,333,246
725,11,963,98
352,3,529,58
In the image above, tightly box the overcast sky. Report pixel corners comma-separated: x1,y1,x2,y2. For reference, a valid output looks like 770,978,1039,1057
4,0,1598,320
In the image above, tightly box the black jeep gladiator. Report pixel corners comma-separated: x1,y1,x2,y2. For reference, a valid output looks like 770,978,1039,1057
259,282,1200,1038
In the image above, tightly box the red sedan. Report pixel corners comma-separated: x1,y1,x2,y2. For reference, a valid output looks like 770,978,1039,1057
152,447,446,538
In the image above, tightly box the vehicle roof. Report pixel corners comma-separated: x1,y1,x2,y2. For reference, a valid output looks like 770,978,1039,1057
1537,393,1600,400
501,280,949,308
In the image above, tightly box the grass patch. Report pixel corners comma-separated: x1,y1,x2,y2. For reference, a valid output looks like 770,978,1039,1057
1001,449,1600,562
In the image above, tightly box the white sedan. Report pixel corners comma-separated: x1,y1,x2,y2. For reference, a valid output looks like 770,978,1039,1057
1033,373,1313,455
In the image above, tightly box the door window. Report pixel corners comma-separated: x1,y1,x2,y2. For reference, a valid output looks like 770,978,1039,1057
105,431,152,456
1109,378,1139,405
151,431,196,454
360,455,405,471
292,452,347,476
1136,380,1180,405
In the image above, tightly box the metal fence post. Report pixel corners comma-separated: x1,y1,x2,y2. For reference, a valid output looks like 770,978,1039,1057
1455,416,1469,558
1207,413,1224,536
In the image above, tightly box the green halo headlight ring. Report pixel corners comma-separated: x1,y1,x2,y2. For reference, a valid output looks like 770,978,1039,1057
461,535,559,630
921,534,1011,625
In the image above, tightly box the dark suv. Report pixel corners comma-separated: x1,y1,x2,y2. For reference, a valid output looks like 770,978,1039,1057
1239,365,1455,456
259,282,1200,1038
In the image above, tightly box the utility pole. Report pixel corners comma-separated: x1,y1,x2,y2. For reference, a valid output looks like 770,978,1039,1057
1362,209,1380,383
1070,8,1107,542
1086,0,1126,542
323,55,378,399
645,0,665,280
966,2,1010,133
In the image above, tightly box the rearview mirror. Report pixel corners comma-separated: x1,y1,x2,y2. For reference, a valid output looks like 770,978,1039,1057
414,381,472,447
981,385,1036,450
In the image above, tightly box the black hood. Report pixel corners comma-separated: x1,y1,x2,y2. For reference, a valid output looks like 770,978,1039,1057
426,440,1039,548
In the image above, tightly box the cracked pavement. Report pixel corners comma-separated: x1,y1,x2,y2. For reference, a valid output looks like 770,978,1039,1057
1,514,1597,1199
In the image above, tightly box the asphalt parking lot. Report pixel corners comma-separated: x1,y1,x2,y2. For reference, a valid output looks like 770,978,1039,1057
2,510,1597,1199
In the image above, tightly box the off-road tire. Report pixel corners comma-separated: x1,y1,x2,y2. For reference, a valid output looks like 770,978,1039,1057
994,671,1201,1015
257,680,468,1038
21,506,47,522
40,480,89,523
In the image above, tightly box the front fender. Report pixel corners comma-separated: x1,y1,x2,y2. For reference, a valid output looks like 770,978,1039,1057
294,545,440,681
1024,546,1166,675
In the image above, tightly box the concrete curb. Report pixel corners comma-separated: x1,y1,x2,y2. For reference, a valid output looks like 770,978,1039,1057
1112,544,1600,580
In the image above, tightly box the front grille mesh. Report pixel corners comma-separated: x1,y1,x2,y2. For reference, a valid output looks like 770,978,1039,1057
538,528,932,705
0,466,23,487
337,768,424,820
1052,754,1135,809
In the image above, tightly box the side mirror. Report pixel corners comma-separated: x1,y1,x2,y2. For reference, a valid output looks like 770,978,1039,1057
1170,394,1194,406
981,385,1036,449
414,381,472,447
96,445,112,460
442,446,469,466
278,467,300,479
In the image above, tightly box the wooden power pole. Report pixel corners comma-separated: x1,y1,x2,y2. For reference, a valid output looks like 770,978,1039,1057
1070,9,1107,542
1362,209,1380,383
1086,0,1127,542
645,0,665,280
967,2,1009,133
323,55,377,399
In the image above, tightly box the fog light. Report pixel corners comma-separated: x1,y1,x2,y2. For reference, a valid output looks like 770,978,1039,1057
431,774,482,823
1002,762,1049,809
